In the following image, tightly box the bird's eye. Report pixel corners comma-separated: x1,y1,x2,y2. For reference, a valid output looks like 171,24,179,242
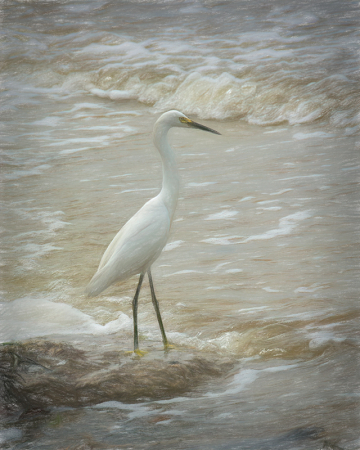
179,117,192,124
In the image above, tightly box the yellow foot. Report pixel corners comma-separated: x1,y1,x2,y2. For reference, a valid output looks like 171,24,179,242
124,349,148,357
134,349,148,357
164,343,176,351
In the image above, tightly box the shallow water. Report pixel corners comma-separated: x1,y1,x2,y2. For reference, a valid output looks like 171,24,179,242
1,0,359,449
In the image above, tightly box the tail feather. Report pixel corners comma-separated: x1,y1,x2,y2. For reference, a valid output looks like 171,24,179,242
85,263,133,297
85,269,113,297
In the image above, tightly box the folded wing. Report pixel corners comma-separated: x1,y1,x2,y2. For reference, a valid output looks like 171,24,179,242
86,197,170,297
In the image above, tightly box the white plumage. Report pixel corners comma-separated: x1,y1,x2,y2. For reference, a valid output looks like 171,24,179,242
86,110,220,354
86,199,170,297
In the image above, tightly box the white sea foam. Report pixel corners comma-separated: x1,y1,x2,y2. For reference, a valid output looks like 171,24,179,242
33,116,62,126
202,235,242,245
164,240,184,251
186,182,217,187
93,400,183,424
239,196,255,202
4,164,52,181
268,188,293,195
293,131,334,140
262,286,280,293
91,88,138,101
49,136,110,146
224,364,298,395
93,401,153,420
238,306,269,314
69,102,107,112
15,209,69,236
278,174,324,181
166,328,301,360
79,41,152,61
18,243,63,261
212,262,232,272
167,330,240,354
164,270,202,277
242,210,311,243
0,297,132,342
205,210,239,220
256,200,278,205
256,206,282,211
38,210,68,233
2,4,359,129
206,369,259,397
119,188,157,194
60,147,91,155
307,330,345,350
294,283,328,293
225,268,243,274
206,363,298,397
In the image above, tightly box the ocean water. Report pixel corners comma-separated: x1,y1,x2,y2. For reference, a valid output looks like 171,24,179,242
1,0,359,448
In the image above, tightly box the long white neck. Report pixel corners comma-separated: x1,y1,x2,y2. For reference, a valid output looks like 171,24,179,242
153,119,180,222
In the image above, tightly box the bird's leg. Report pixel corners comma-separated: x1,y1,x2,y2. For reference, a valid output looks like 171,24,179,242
132,273,145,355
147,269,172,349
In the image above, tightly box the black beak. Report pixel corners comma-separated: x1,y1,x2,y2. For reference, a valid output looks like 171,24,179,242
189,120,221,135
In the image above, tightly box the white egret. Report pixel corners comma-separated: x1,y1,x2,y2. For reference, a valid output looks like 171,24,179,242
86,110,220,354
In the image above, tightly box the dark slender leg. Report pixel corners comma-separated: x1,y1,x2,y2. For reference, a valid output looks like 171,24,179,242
132,273,145,352
147,269,168,347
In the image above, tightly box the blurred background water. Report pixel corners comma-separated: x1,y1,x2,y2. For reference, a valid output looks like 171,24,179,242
1,0,359,448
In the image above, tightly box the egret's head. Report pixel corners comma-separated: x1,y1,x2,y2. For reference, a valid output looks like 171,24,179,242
159,110,221,135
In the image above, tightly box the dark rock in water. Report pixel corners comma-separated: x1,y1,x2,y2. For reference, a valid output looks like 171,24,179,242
0,339,233,414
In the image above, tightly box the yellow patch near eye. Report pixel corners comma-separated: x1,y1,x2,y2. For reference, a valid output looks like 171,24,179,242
179,117,192,124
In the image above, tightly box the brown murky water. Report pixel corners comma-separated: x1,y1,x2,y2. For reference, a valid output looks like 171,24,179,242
1,0,359,448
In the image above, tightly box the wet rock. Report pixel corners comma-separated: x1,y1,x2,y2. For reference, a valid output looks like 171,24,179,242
0,339,233,414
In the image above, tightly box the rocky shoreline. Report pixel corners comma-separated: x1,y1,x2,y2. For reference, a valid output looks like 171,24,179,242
0,339,234,416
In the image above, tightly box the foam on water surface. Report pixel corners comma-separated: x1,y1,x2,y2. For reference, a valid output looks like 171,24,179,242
2,0,359,130
163,240,184,251
0,297,132,342
205,210,239,220
242,211,312,242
